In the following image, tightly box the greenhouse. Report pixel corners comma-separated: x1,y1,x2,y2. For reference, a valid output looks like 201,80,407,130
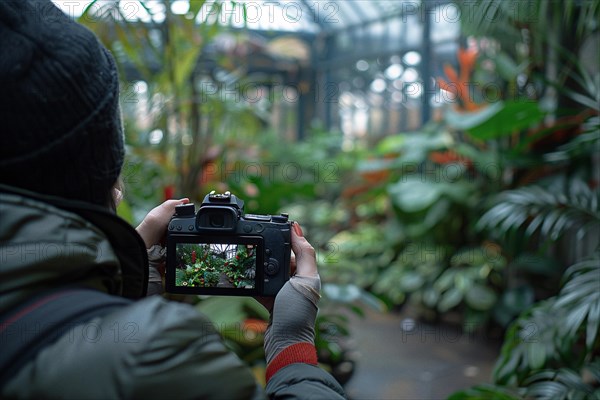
1,0,599,398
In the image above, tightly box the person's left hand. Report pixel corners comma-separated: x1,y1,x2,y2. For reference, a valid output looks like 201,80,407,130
136,198,189,248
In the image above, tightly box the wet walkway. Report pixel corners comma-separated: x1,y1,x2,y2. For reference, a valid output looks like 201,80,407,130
343,307,501,400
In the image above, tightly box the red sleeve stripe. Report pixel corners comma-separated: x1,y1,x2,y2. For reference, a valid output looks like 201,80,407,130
265,342,318,383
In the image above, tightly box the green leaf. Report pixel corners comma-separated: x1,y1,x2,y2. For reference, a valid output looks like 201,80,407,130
465,284,498,311
399,271,425,292
445,101,504,132
389,178,443,212
438,288,463,312
359,290,388,312
478,177,600,242
389,176,475,213
376,130,453,159
189,0,208,16
174,47,202,88
526,341,546,370
494,52,527,81
469,100,545,140
586,301,600,350
448,384,522,400
447,100,545,140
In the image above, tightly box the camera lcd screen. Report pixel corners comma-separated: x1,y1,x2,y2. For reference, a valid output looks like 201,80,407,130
166,236,263,295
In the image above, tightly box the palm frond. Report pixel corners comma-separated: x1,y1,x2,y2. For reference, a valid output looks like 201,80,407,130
545,116,600,162
448,384,523,400
477,176,600,242
493,300,564,386
553,254,600,351
524,367,600,400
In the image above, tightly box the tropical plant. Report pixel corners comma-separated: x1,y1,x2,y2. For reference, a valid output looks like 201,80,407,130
445,0,600,396
478,175,600,244
79,0,268,218
452,254,600,400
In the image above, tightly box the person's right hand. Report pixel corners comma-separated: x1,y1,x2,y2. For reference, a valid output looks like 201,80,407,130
290,222,318,278
263,222,322,378
136,198,189,249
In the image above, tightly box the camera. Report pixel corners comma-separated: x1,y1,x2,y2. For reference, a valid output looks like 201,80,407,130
165,191,291,296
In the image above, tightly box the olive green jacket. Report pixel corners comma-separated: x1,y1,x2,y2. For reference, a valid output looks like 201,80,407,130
0,186,345,399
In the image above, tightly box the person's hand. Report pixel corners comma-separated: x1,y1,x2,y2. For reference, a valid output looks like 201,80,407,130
136,198,189,248
263,222,321,369
255,222,315,311
290,222,318,278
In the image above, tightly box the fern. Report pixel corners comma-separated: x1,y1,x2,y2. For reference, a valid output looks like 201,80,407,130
477,176,600,242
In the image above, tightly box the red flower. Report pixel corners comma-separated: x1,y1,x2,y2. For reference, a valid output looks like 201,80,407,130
163,185,175,201
191,250,196,264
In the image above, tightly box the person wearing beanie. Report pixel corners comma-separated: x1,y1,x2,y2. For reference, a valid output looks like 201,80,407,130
0,1,345,399
0,0,123,206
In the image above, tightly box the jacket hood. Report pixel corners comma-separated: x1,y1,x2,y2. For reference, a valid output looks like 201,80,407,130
0,184,148,313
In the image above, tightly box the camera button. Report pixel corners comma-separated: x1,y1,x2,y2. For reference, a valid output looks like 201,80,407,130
243,224,252,233
265,259,279,276
265,249,272,256
176,225,182,231
188,225,194,231
255,224,264,233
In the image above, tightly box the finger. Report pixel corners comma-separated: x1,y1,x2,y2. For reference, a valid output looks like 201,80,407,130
291,222,318,277
153,198,190,220
160,198,189,212
137,198,190,248
290,251,297,276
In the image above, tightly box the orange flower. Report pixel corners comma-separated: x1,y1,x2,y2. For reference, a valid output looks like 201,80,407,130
457,47,478,81
443,64,459,88
243,318,269,334
429,150,472,167
437,47,484,112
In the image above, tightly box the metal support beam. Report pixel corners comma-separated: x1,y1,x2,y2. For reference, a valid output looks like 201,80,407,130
421,2,432,125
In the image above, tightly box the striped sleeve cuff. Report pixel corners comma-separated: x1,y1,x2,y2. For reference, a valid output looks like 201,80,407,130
265,342,318,383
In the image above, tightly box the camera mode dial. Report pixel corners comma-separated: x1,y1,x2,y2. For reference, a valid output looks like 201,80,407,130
271,213,289,223
175,203,195,216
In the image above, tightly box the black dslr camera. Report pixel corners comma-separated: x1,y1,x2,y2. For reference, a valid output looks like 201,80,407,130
165,191,291,296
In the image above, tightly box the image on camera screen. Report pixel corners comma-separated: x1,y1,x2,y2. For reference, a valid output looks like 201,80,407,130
174,242,257,289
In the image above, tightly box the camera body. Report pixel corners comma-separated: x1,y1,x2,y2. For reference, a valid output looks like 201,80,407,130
165,191,291,296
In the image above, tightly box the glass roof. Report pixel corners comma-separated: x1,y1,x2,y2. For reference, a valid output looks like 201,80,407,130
221,0,423,34
52,1,424,34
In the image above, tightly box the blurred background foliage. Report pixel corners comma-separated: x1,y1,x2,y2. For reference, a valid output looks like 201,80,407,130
75,0,599,394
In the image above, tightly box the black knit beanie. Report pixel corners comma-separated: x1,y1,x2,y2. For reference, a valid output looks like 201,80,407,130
0,0,124,207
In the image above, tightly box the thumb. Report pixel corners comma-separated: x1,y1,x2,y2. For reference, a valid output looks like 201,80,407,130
291,222,318,278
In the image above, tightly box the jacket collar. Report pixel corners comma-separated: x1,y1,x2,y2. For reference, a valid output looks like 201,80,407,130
0,184,148,299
